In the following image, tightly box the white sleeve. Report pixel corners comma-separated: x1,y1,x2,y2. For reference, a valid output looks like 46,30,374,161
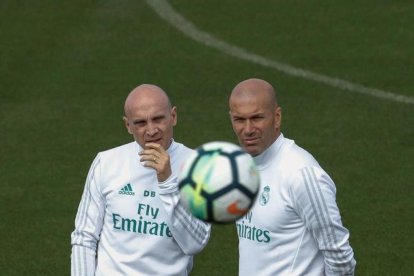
71,154,105,276
157,174,211,255
291,166,356,275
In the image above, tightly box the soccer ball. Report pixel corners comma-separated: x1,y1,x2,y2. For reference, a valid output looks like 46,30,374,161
178,141,260,223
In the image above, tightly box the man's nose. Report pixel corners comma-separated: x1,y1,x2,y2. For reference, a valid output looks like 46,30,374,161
146,122,158,136
244,120,254,135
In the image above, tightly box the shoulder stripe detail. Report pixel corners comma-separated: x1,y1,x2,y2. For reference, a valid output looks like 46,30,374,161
72,245,94,276
175,203,209,244
302,167,356,272
72,245,85,276
74,157,101,245
301,167,340,262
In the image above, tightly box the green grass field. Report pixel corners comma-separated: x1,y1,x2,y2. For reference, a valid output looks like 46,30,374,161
1,0,413,275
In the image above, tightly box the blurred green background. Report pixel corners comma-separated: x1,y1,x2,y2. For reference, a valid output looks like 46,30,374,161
1,0,413,275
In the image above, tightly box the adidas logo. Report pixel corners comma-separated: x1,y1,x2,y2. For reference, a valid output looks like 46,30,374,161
119,183,135,196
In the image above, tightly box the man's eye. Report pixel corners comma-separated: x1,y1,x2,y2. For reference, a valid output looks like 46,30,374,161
134,121,145,126
252,116,263,121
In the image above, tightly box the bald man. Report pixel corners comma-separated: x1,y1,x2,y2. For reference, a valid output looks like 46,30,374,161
229,79,356,275
71,84,211,275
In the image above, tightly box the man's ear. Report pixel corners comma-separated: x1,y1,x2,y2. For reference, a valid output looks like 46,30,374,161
171,106,178,126
275,106,282,129
123,116,132,134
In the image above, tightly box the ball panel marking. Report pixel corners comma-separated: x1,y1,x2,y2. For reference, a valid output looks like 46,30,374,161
179,141,260,223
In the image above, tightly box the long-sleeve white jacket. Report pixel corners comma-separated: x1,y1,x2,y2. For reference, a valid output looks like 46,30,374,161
71,140,211,276
238,134,356,275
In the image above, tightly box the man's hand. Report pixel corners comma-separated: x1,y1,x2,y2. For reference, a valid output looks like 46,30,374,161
139,142,172,182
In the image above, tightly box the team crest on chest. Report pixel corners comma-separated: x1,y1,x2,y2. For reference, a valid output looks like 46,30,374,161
259,185,270,206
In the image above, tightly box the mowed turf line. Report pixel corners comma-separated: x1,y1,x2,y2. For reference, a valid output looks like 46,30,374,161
1,0,413,275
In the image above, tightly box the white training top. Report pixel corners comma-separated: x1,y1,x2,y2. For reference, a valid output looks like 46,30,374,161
237,134,356,276
71,140,211,276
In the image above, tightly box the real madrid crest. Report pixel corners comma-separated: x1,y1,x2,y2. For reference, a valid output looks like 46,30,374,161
259,185,270,206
